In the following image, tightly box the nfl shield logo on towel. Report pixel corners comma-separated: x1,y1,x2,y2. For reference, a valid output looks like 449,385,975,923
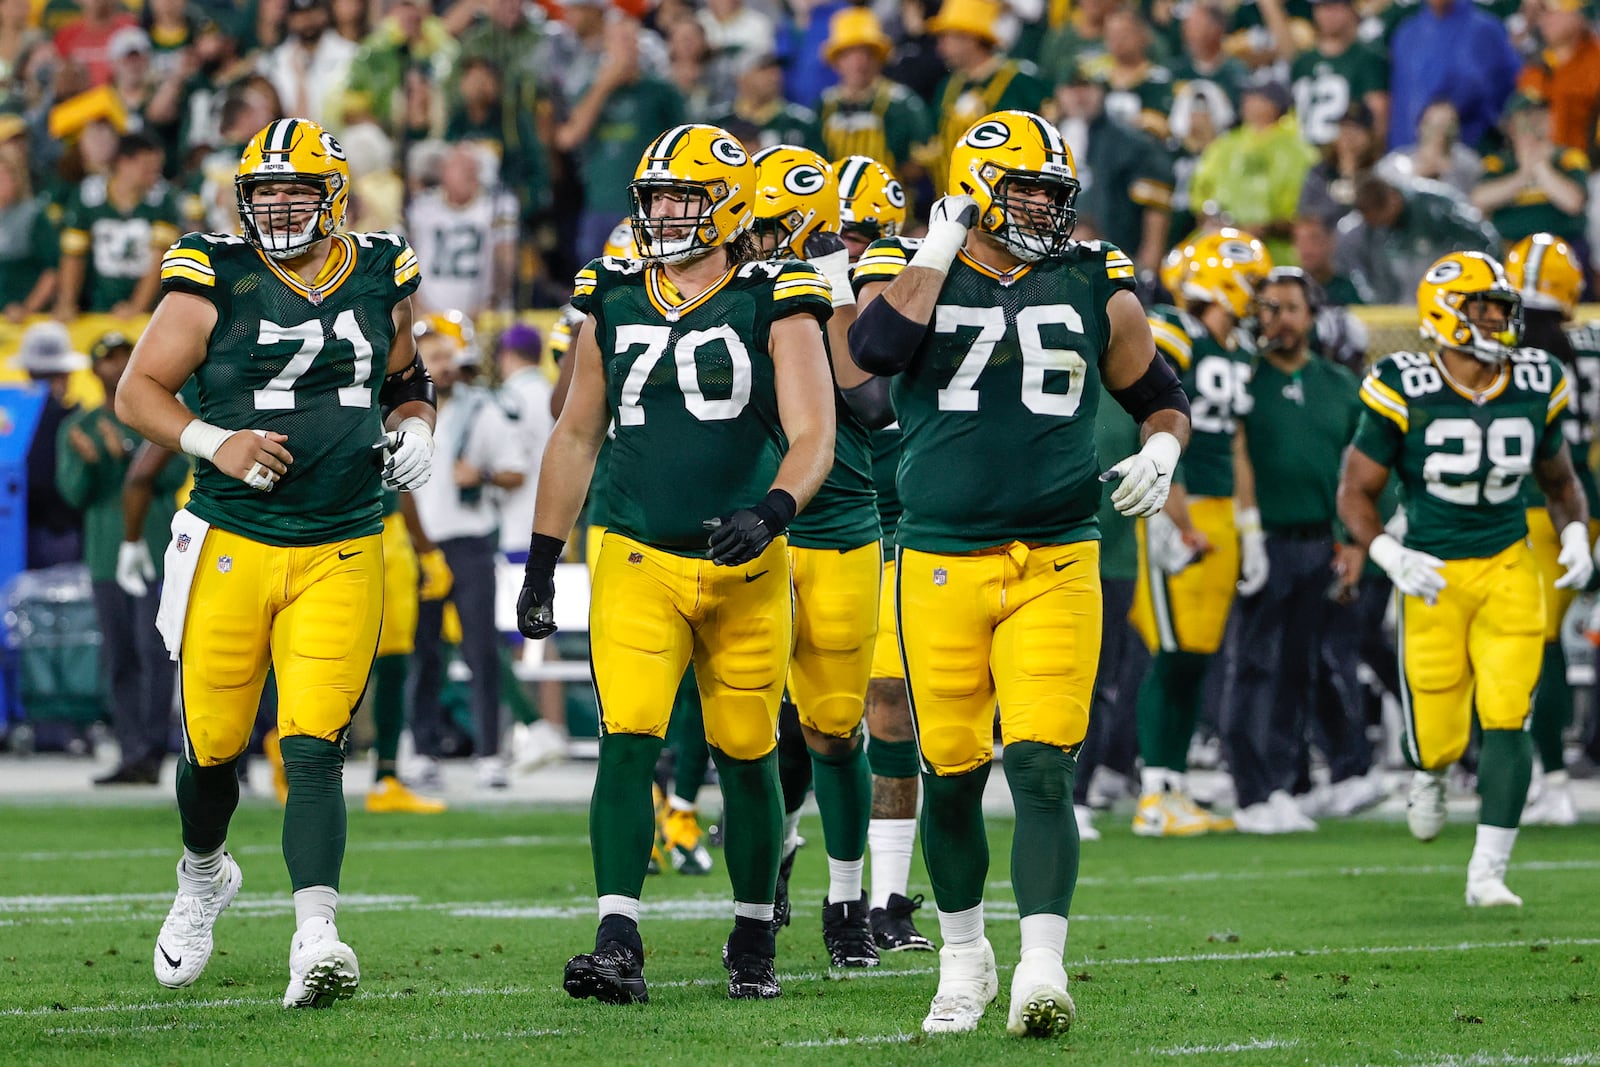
176,533,191,553
933,567,947,586
217,555,233,574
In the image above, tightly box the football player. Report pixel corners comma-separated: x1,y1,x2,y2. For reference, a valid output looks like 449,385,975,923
115,118,437,1007
1338,251,1591,906
516,124,837,1003
1502,233,1600,827
837,154,935,952
751,145,892,967
1129,230,1272,836
851,110,1190,1037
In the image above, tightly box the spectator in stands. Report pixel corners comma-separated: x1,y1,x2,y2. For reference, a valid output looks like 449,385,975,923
666,17,719,121
923,0,1051,196
140,0,199,80
1287,0,1389,149
818,7,931,179
57,331,181,787
699,0,774,69
1334,172,1501,303
1167,75,1232,243
1171,3,1248,111
258,0,356,130
1378,99,1483,197
1100,8,1174,140
712,49,823,153
1298,101,1383,230
1056,63,1174,278
0,0,46,111
19,322,85,570
105,28,156,129
1388,0,1519,151
550,9,684,263
0,145,59,321
446,55,551,217
339,0,458,142
1518,0,1600,155
1473,91,1589,247
194,80,280,234
341,119,404,232
882,0,947,103
1293,214,1362,306
1038,0,1114,89
330,0,371,44
773,0,847,109
408,318,528,791
1189,76,1316,262
54,0,138,90
456,0,552,156
54,131,180,319
408,142,517,318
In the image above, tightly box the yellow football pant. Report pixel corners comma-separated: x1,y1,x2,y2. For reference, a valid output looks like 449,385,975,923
589,532,792,760
179,526,384,765
376,511,418,658
1130,495,1239,654
1396,539,1544,770
586,524,606,575
896,540,1101,775
1524,510,1600,641
870,557,903,681
787,542,881,737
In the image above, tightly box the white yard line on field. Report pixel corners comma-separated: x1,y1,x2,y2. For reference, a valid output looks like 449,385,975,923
1,835,587,863
1336,1053,1600,1067
1151,1038,1301,1056
1078,937,1600,967
993,858,1600,892
784,1033,920,1048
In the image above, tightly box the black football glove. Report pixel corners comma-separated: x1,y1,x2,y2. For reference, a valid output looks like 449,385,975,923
516,533,566,640
803,230,848,261
704,489,797,566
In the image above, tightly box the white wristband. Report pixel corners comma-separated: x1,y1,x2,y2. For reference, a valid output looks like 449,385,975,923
179,419,235,462
1235,506,1262,536
1368,533,1403,574
815,253,856,308
908,220,969,275
1141,431,1181,474
397,416,433,448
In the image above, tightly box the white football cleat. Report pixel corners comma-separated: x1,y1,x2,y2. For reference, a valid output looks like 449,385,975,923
1073,804,1101,843
1325,773,1387,817
1406,771,1448,841
922,938,998,1034
1268,790,1318,833
1230,798,1286,834
1006,947,1075,1037
282,917,361,1008
153,853,242,988
1465,851,1523,908
510,719,569,773
1522,773,1579,827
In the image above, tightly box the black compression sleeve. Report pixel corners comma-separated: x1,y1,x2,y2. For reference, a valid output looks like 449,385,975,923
839,375,895,429
848,297,927,375
378,352,436,419
1109,355,1190,424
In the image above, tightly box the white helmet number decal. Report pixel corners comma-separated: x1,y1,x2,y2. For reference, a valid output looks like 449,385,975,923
783,165,826,195
710,138,748,166
964,120,1011,150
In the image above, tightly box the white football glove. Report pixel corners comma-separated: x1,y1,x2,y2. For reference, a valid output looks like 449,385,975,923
908,195,980,274
1368,533,1446,606
1556,520,1593,590
1236,507,1269,597
1146,511,1197,574
375,416,434,491
1101,432,1181,518
116,540,156,598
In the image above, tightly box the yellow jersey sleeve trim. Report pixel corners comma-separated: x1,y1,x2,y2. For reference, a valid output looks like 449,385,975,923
1548,375,1572,424
61,229,89,255
773,283,832,302
1148,318,1191,372
163,248,213,270
1360,376,1409,432
394,260,420,287
161,263,216,287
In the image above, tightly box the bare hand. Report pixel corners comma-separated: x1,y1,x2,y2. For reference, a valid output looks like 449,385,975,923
3,303,26,323
95,417,128,460
453,459,482,487
1181,527,1213,556
213,429,293,490
1330,543,1365,602
67,424,98,462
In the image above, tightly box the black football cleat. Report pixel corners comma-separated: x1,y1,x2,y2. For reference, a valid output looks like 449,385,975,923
870,892,935,952
564,917,648,1004
724,918,781,999
821,892,880,967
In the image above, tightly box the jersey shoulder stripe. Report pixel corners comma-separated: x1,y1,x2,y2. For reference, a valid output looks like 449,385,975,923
773,259,833,305
852,237,915,288
1360,353,1415,431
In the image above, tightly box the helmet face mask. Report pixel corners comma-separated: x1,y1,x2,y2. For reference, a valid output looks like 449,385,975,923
235,119,349,261
1417,252,1524,366
629,181,721,264
949,111,1080,263
628,125,755,266
988,172,1078,261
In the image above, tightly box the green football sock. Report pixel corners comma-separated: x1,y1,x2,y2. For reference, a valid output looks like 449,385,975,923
590,733,664,899
279,736,347,892
1478,728,1534,829
809,737,870,862
920,762,992,913
176,758,240,854
1531,641,1571,772
867,737,920,779
1136,650,1210,772
1005,741,1079,917
371,653,408,780
711,747,782,904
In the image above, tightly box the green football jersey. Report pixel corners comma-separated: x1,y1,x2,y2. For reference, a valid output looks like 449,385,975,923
852,237,1137,552
1353,348,1570,560
1290,44,1389,146
1147,304,1250,498
61,176,182,312
159,229,422,547
570,254,833,554
788,380,878,550
1520,324,1600,514
871,425,902,563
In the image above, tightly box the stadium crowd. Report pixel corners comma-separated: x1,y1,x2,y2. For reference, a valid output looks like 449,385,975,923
6,0,1600,842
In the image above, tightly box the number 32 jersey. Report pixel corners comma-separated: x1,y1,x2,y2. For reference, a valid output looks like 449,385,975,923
159,230,421,546
570,255,833,554
852,237,1136,552
1353,348,1572,561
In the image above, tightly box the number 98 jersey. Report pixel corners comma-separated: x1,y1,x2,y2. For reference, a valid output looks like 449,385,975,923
159,230,421,546
570,255,833,554
852,237,1135,552
1353,348,1572,561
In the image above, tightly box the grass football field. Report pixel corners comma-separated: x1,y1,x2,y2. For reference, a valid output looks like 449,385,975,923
2,801,1598,1066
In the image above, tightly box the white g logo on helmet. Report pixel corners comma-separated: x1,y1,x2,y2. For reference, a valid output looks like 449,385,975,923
710,138,748,166
320,131,346,161
1425,259,1465,284
886,180,906,208
783,164,826,195
1218,240,1255,262
964,120,1011,150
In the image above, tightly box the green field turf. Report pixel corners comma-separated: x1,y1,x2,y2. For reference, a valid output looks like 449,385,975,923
2,802,1598,1066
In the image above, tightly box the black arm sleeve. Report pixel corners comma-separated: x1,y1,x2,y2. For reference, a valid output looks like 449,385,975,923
378,351,437,420
839,375,895,429
848,296,927,375
1109,353,1190,424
